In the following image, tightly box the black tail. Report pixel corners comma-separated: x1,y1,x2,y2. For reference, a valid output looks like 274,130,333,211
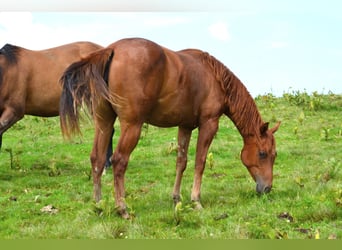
59,47,114,138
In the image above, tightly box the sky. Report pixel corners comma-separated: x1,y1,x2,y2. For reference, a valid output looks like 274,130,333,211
0,0,341,97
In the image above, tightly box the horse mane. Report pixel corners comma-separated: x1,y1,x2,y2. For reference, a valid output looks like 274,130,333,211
0,44,20,65
201,52,263,136
0,44,20,88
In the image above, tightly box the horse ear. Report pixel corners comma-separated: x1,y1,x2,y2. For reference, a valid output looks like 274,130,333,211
260,122,269,135
270,121,281,134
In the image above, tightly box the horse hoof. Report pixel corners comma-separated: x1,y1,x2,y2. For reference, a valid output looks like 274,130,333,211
121,212,130,220
117,208,130,219
192,201,203,210
173,195,182,206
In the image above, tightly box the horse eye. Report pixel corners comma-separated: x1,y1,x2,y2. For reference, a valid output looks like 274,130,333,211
259,151,267,159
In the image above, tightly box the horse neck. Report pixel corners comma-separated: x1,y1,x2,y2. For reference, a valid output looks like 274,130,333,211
199,51,263,139
224,73,264,138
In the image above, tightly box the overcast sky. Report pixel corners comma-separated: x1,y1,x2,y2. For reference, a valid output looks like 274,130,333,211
0,0,341,97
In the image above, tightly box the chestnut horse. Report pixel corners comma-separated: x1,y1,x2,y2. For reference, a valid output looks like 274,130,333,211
0,42,113,166
60,38,280,218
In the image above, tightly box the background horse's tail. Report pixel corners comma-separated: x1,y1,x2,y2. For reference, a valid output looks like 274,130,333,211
59,47,114,138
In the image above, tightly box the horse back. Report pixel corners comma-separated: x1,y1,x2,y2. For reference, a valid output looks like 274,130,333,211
106,38,224,128
0,42,102,117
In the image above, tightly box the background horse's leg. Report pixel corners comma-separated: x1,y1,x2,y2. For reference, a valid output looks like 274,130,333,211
191,118,219,209
112,122,142,219
90,115,116,203
0,108,23,149
172,127,192,205
104,128,115,168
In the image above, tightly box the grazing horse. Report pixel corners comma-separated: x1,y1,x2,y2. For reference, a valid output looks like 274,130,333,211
60,38,281,219
0,42,113,166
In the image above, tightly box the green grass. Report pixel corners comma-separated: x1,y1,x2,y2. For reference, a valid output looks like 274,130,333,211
0,90,341,239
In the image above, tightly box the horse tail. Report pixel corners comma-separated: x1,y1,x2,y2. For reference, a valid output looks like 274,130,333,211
59,47,114,138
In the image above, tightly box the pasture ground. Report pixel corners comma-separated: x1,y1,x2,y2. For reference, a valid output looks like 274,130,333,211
0,90,341,239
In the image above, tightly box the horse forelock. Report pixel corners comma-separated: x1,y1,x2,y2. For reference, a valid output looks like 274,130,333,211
201,52,263,137
0,44,20,65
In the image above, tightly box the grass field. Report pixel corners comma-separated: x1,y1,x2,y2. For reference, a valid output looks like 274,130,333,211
0,90,341,239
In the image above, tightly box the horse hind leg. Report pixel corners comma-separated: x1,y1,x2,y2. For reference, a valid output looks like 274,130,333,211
90,116,116,203
111,121,142,219
172,127,192,205
104,128,115,168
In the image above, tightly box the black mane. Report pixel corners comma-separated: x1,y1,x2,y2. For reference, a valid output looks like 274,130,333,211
0,44,21,87
0,44,20,65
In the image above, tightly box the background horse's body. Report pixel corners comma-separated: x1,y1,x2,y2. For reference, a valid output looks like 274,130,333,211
0,42,102,148
60,38,280,218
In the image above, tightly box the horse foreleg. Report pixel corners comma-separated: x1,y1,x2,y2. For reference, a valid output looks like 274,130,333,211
172,127,192,205
191,119,219,209
112,122,142,219
0,108,23,150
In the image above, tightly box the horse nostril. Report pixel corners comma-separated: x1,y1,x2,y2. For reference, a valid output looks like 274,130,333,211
256,184,272,194
264,186,272,193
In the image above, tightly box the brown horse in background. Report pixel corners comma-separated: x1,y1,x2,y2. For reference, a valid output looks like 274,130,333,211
0,42,113,166
60,38,281,219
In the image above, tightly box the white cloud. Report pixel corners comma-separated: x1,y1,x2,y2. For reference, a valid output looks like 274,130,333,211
0,12,55,49
0,12,108,49
208,21,230,42
0,12,33,30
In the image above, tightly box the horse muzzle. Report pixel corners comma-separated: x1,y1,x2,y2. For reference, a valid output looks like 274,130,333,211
256,182,272,194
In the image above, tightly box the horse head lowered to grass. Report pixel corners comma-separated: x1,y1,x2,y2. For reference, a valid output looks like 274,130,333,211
59,37,280,219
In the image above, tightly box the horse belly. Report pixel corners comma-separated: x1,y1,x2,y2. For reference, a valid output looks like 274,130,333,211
147,98,198,128
25,91,60,117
